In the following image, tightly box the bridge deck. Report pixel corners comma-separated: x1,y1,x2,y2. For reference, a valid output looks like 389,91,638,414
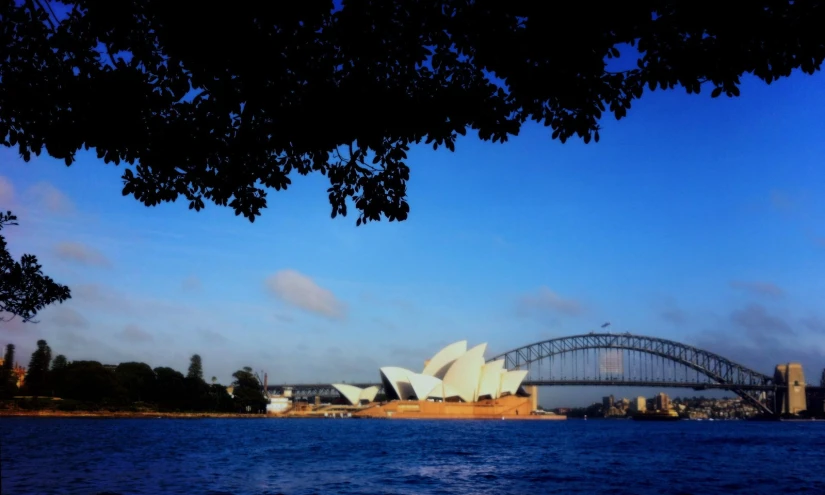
269,381,791,393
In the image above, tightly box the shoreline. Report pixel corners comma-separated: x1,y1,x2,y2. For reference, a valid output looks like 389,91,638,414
0,410,567,421
0,410,270,419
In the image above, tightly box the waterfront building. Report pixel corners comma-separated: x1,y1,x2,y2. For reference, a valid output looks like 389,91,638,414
329,341,549,419
655,392,671,411
266,397,291,414
630,396,647,413
332,341,529,405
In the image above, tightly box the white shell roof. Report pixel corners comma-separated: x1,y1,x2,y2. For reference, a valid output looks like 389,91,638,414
360,385,380,403
422,340,468,379
477,359,505,399
500,369,529,397
379,366,417,401
406,372,443,401
367,341,529,404
442,343,487,403
331,383,364,405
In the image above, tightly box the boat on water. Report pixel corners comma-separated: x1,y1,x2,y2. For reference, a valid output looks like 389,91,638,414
632,409,681,421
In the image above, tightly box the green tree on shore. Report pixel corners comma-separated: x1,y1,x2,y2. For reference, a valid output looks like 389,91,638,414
0,344,17,398
0,338,253,413
115,362,157,403
2,344,13,371
187,354,204,382
154,367,186,411
232,367,267,413
51,355,68,371
49,354,69,397
62,361,120,403
26,340,52,397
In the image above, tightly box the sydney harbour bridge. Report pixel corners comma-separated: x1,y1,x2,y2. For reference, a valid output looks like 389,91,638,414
267,332,825,416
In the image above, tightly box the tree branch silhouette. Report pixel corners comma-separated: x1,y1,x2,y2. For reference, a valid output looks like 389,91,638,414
2,1,823,225
0,211,71,323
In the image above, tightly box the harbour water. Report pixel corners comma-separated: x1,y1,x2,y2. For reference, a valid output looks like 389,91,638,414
1,418,823,494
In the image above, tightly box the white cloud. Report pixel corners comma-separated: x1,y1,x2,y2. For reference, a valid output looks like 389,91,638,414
265,269,347,320
27,182,75,215
43,306,89,329
799,315,825,335
181,275,202,292
660,308,687,326
0,176,14,205
729,280,784,298
54,241,111,267
730,304,794,337
516,287,583,317
119,324,154,343
196,328,228,345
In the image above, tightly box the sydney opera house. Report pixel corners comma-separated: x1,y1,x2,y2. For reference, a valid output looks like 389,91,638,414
331,341,542,419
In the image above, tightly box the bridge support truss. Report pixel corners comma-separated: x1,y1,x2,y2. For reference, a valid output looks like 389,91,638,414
488,333,777,415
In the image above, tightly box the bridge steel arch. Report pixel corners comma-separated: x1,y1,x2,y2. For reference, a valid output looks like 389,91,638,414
488,333,776,414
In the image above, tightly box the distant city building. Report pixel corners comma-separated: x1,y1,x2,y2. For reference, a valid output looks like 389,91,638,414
820,368,825,387
630,396,647,413
266,397,290,414
655,392,671,411
602,395,614,409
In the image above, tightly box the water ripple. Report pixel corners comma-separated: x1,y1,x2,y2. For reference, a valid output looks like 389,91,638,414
0,418,824,494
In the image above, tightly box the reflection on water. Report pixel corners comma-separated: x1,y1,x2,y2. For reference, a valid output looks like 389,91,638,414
1,418,824,495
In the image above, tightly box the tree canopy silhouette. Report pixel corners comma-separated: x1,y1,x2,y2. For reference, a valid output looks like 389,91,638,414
2,1,824,225
0,212,71,322
187,354,204,382
25,339,52,396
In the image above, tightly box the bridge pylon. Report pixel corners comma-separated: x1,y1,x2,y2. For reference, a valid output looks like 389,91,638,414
774,363,807,415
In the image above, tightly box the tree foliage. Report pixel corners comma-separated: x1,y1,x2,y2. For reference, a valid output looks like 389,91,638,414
0,343,16,398
153,366,186,408
2,343,13,371
0,338,254,412
51,354,68,371
231,367,267,412
3,1,823,225
25,339,52,396
115,361,156,402
61,360,121,402
49,353,68,396
0,212,71,322
187,354,203,382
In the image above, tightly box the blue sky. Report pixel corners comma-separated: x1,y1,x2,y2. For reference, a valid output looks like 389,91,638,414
1,70,824,407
